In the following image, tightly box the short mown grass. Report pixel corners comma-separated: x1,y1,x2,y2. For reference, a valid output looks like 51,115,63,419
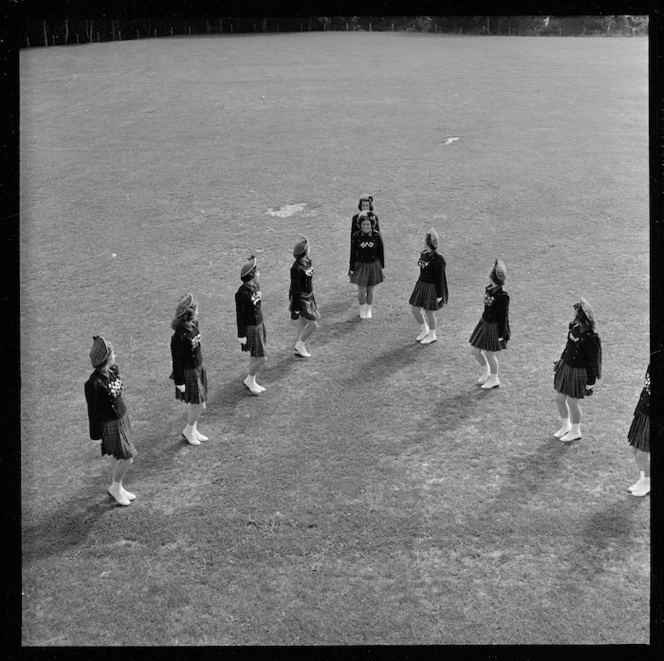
20,33,649,645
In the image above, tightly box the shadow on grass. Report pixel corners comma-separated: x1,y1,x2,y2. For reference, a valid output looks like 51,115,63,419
22,490,125,562
573,497,649,576
206,375,252,418
262,352,311,385
425,386,487,432
138,414,201,461
338,340,422,386
493,436,568,498
313,296,363,348
23,408,225,562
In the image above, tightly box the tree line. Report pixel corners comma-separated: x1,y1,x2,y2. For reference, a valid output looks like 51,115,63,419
18,15,649,48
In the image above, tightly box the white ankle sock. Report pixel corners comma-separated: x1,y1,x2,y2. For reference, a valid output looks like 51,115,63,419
554,419,571,437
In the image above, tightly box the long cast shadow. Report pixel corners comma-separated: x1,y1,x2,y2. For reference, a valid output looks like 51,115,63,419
488,436,569,504
23,483,132,562
559,497,649,592
337,341,422,387
205,375,251,417
23,406,215,562
310,296,364,349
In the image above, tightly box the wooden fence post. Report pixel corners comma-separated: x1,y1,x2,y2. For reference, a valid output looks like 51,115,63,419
369,23,371,32
65,19,69,44
43,20,48,46
346,23,348,31
154,28,157,37
392,23,394,31
171,27,174,36
136,29,140,39
97,32,100,42
119,30,122,40
26,37,30,47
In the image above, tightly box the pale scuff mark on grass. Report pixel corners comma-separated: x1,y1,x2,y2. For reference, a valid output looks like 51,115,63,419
266,203,307,218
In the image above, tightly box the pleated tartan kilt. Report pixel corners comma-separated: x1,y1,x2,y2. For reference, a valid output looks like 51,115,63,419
291,291,320,321
627,410,650,452
350,260,384,287
409,281,441,311
469,319,503,352
554,361,589,399
175,364,208,404
100,412,137,460
243,323,267,358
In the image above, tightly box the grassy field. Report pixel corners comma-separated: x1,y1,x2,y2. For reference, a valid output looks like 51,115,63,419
20,33,649,646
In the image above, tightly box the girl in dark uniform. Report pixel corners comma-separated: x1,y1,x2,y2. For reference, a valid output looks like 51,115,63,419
236,256,267,395
349,212,384,319
85,336,137,506
627,365,650,496
469,259,510,389
290,236,320,358
409,227,448,344
170,293,209,445
350,194,380,237
552,297,602,442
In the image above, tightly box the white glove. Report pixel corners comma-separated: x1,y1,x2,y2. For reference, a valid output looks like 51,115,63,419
239,337,247,345
176,384,185,393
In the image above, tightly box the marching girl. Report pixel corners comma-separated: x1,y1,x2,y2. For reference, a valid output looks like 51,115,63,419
552,297,602,442
85,336,138,506
409,227,448,344
469,259,510,389
351,194,380,237
349,211,385,319
236,255,267,395
290,236,320,358
170,293,209,445
627,365,650,497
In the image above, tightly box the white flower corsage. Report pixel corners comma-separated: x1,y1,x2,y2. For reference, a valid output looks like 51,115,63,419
108,377,123,399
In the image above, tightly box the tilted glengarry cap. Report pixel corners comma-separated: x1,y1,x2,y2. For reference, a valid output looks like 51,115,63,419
293,236,309,258
90,335,112,368
241,255,258,281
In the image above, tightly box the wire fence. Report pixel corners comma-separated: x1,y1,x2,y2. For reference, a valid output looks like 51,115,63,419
19,17,648,49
